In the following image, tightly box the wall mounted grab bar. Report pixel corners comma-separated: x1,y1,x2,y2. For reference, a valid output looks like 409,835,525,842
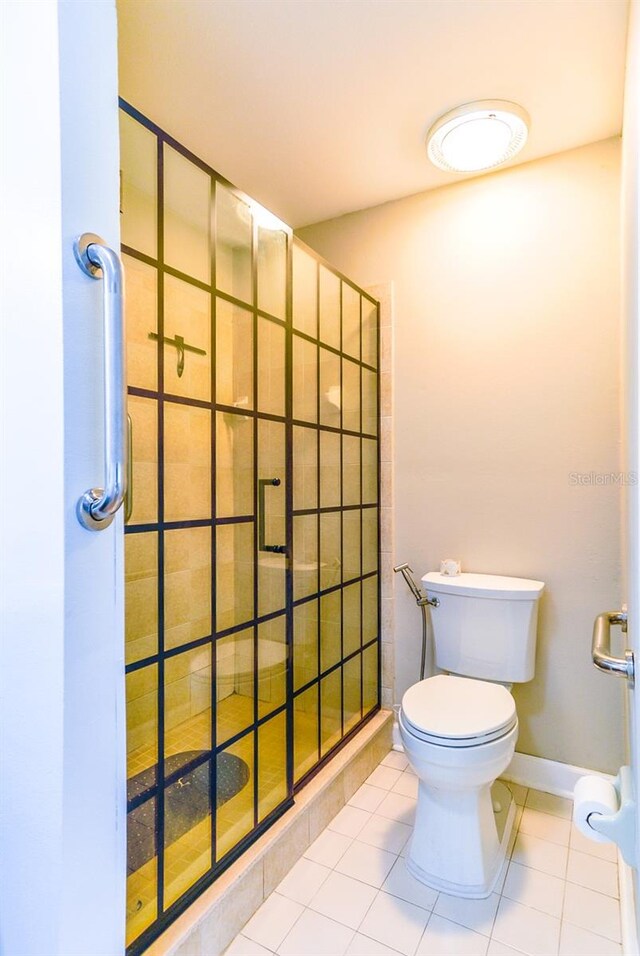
74,233,127,531
592,610,634,685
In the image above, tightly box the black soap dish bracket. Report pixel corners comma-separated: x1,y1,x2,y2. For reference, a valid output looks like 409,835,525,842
149,332,206,378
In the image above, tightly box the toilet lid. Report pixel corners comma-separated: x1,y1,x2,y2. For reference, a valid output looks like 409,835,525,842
401,675,516,742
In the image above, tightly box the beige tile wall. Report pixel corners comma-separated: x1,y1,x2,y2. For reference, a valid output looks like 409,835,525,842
124,253,157,391
257,227,287,320
163,276,211,401
163,144,211,285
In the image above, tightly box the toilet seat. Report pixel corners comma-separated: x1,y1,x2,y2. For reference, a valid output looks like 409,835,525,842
401,675,517,748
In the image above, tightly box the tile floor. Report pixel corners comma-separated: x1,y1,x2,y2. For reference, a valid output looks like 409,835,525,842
225,750,622,956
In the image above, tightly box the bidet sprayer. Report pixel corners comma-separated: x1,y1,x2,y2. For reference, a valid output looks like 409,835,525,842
393,563,438,681
393,563,439,608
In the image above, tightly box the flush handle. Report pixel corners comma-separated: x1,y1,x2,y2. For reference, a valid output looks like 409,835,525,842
592,611,634,686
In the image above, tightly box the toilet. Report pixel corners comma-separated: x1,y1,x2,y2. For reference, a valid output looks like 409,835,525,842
399,571,545,898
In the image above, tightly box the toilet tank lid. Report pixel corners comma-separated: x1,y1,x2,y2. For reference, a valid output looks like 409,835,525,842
422,571,545,600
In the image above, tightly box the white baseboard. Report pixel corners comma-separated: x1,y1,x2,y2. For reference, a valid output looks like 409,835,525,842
502,751,615,799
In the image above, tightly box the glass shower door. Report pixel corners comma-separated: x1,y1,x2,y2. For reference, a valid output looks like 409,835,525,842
291,242,380,786
120,106,293,951
119,101,380,955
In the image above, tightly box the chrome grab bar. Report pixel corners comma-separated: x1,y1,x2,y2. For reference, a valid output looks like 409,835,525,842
74,233,127,531
592,610,634,685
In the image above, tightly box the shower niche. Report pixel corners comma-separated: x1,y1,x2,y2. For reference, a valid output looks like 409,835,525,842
120,100,380,953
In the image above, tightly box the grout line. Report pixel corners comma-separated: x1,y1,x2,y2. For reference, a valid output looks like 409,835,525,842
352,925,407,956
558,821,570,932
348,885,384,947
560,910,623,946
272,895,314,956
521,806,572,826
488,885,502,942
228,753,623,956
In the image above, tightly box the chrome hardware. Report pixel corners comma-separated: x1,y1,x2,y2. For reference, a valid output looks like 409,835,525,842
592,611,634,685
74,233,127,531
419,595,440,608
394,562,438,681
258,478,287,554
393,563,440,608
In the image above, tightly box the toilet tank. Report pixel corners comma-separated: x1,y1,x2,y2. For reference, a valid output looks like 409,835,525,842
422,572,545,683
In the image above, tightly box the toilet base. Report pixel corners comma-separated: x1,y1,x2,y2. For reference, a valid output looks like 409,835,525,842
406,781,516,899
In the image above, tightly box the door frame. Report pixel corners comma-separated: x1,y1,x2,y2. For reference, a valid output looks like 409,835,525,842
623,1,640,945
0,2,125,954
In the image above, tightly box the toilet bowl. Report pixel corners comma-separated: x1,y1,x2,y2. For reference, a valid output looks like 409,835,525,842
397,570,544,898
400,674,518,897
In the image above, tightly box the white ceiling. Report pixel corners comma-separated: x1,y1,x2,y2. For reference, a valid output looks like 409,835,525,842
117,0,629,228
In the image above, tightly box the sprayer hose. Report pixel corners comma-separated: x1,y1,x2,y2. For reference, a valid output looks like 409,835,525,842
420,603,428,681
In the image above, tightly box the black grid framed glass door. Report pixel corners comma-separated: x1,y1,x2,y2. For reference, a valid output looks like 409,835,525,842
291,240,381,787
120,100,380,954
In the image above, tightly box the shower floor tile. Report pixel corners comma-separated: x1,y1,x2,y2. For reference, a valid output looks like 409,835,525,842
126,692,320,946
225,756,622,956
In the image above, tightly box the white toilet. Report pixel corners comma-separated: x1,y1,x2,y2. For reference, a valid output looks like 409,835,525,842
399,571,545,899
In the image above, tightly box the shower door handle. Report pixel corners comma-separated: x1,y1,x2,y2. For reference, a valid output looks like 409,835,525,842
592,611,634,686
258,478,287,554
74,233,128,531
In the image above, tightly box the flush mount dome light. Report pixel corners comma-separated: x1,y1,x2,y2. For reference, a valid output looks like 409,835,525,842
426,100,529,173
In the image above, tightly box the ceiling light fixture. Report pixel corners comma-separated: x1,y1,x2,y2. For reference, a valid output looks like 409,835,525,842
426,100,529,174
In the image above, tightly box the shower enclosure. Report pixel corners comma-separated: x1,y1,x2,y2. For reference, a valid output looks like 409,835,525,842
120,101,380,952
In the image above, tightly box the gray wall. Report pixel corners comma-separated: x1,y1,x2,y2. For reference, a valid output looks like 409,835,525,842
299,139,625,773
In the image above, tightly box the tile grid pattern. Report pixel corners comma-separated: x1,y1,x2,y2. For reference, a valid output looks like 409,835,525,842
122,102,384,953
227,750,622,956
